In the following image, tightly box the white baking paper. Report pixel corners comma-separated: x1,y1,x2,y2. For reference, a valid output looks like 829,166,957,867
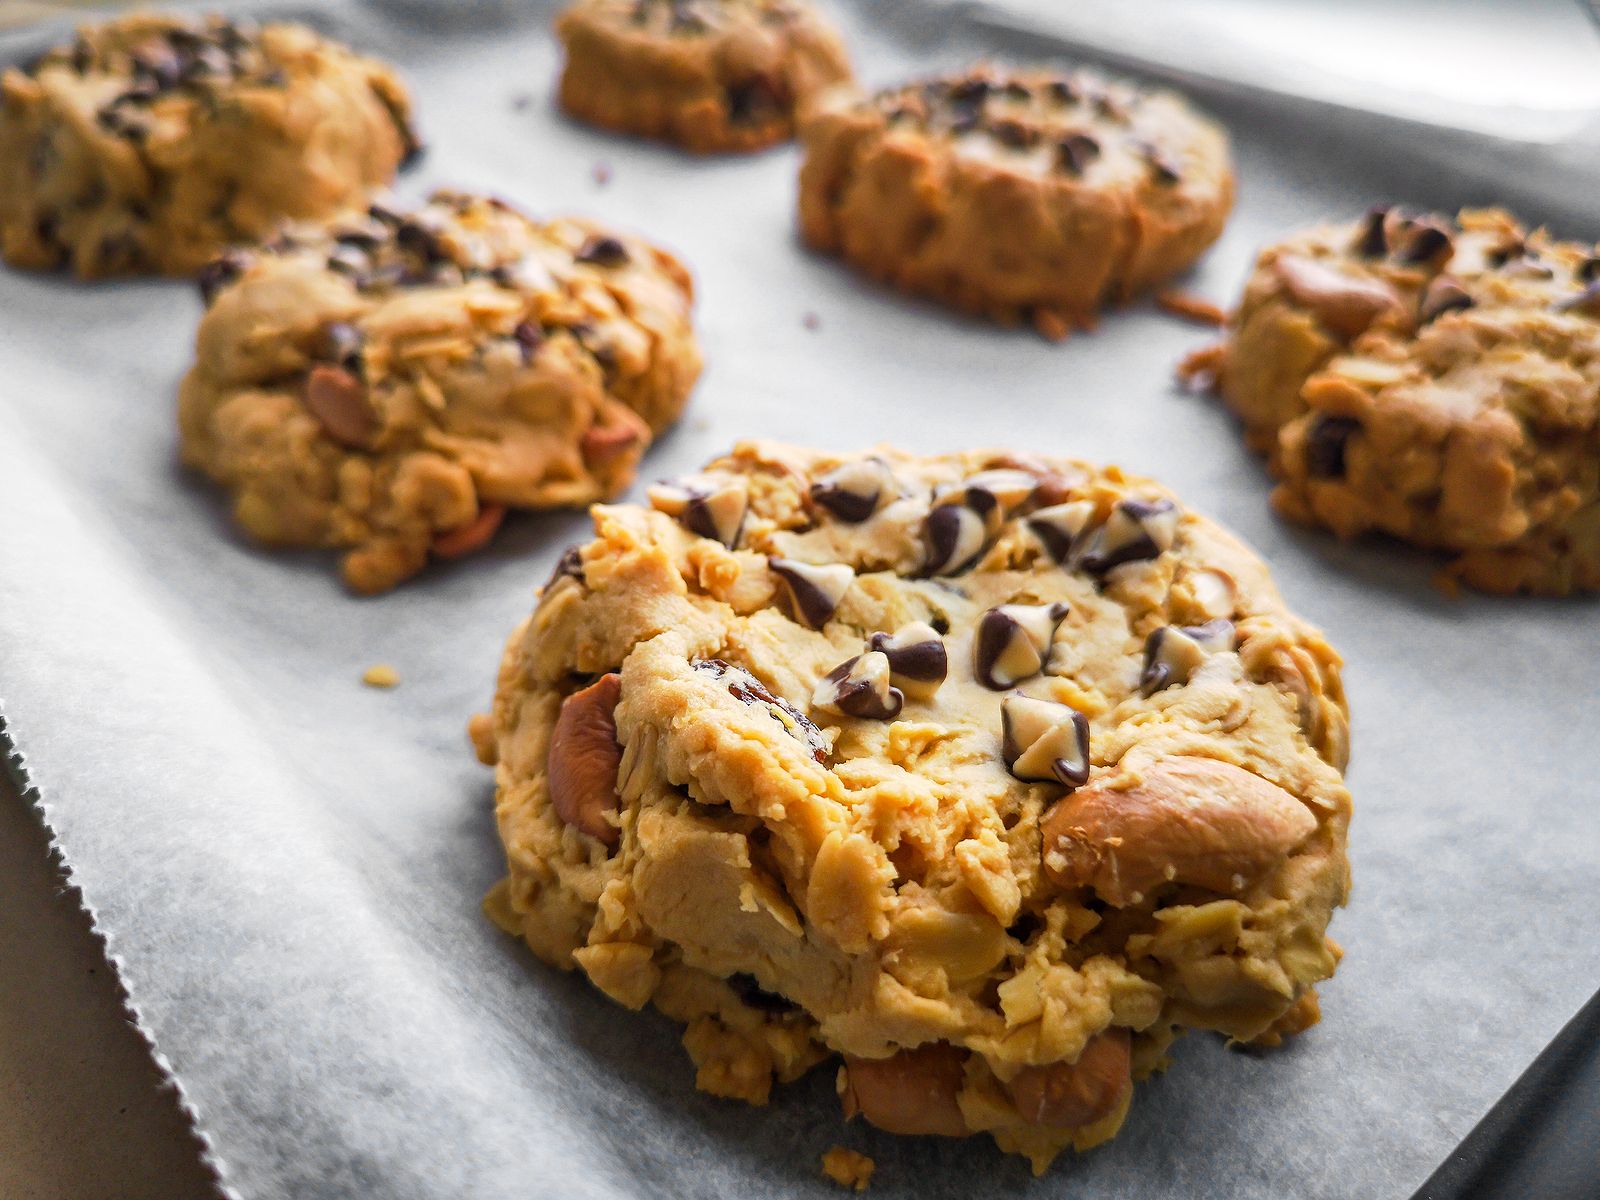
2,2,1598,1197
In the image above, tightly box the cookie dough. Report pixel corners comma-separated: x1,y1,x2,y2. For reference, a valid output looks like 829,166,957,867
1216,206,1600,594
798,66,1233,337
179,190,701,593
555,0,853,154
0,13,419,278
475,441,1350,1172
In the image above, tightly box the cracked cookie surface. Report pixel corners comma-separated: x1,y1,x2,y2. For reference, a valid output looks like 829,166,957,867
798,66,1233,337
179,190,700,593
475,441,1350,1172
555,0,852,154
0,13,418,278
1215,206,1600,595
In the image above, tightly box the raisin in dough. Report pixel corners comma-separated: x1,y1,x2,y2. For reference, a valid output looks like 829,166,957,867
0,13,418,278
555,0,852,154
179,191,701,594
1217,206,1600,595
474,441,1350,1172
798,66,1233,338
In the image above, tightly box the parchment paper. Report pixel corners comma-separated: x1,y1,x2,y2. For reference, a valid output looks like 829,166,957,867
2,2,1598,1197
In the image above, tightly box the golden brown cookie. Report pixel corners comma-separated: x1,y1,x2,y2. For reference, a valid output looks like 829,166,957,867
475,441,1350,1172
798,66,1233,337
554,0,852,154
179,191,701,594
0,13,419,278
1216,206,1600,595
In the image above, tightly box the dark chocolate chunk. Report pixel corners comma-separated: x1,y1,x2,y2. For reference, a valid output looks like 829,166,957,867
1304,415,1361,479
1055,132,1100,176
1045,78,1079,105
728,75,784,124
1578,256,1600,283
1397,222,1452,267
989,117,1037,149
1352,205,1390,258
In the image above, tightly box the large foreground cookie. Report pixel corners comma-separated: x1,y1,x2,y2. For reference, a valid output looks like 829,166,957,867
1215,207,1600,595
555,0,852,154
179,191,700,593
0,13,418,278
798,66,1233,337
474,441,1350,1172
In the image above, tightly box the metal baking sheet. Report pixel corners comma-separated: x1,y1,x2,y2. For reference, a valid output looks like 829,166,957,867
2,2,1597,1197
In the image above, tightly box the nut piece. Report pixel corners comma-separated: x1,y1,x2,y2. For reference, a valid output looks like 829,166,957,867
303,364,378,447
1027,500,1096,563
813,652,904,722
1076,498,1180,576
1272,253,1401,339
547,673,623,847
868,621,948,701
1001,694,1091,788
432,504,507,559
648,475,748,547
1005,1028,1132,1128
580,422,643,467
770,557,855,630
1040,756,1316,905
973,602,1069,690
811,458,896,523
1139,618,1235,696
841,1043,970,1138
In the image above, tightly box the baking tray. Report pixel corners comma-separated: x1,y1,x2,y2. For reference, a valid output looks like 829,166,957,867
2,2,1597,1198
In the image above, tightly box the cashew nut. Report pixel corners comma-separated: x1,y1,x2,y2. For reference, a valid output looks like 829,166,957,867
1273,253,1400,339
547,673,623,846
841,1043,969,1137
303,364,377,447
432,504,506,559
1005,1028,1131,1128
580,422,642,468
1041,756,1316,905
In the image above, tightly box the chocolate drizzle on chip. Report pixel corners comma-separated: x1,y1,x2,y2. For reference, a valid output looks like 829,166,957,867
649,476,749,547
1076,498,1180,576
868,622,948,701
1139,619,1235,696
1000,695,1091,788
769,558,854,630
696,658,828,762
812,652,903,721
973,602,1069,690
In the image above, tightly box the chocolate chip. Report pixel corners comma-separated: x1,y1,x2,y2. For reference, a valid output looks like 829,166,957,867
1077,498,1180,576
812,653,903,722
973,602,1069,690
1397,222,1452,267
1001,695,1090,789
367,201,404,227
811,458,892,523
921,502,990,576
728,76,784,124
1046,79,1079,105
576,236,629,268
1352,205,1389,258
949,78,991,105
696,659,828,763
1578,256,1600,283
727,973,795,1012
1026,500,1095,563
989,117,1037,149
512,321,544,363
325,243,371,281
868,622,947,701
1138,142,1181,185
1304,415,1361,479
648,476,748,547
1000,81,1032,102
769,558,855,630
1418,276,1473,325
1139,619,1234,696
395,218,443,262
131,43,182,90
1055,133,1100,176
315,322,364,372
544,544,584,591
197,249,250,304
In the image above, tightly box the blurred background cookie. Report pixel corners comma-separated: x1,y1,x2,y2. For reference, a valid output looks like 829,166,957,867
798,65,1232,338
0,12,419,277
179,190,701,593
554,0,852,153
1215,206,1600,595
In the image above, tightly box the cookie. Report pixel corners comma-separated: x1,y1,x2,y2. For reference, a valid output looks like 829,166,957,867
797,66,1233,338
179,190,701,594
0,13,418,278
554,0,852,154
474,441,1350,1172
1215,206,1600,595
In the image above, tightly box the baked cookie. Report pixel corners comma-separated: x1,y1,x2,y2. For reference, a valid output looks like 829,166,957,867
1213,207,1600,595
179,191,700,593
554,0,852,154
474,441,1350,1172
0,13,418,278
798,66,1233,338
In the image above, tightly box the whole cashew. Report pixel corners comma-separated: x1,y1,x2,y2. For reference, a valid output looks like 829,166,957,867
546,673,623,847
841,1043,969,1137
1005,1028,1131,1128
1041,756,1316,906
1273,253,1401,339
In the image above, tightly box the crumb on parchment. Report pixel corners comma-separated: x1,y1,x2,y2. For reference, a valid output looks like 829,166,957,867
1156,289,1228,326
820,1146,875,1191
362,664,400,688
